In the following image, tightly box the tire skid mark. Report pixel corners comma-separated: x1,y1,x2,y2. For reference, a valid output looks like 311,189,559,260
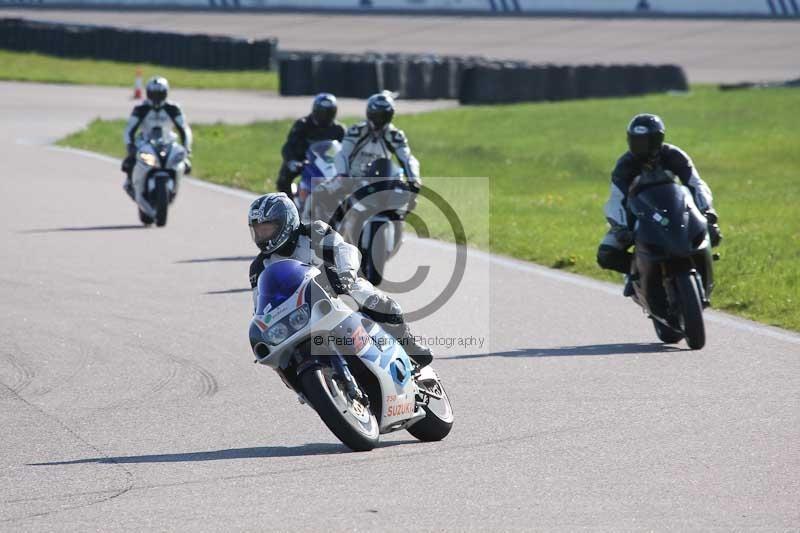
167,354,220,398
0,342,35,393
147,360,181,396
88,344,220,414
0,381,134,525
115,315,221,401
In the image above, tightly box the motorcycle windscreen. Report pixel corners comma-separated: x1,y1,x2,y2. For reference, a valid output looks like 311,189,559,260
350,178,412,212
307,140,341,164
256,259,312,314
630,182,701,257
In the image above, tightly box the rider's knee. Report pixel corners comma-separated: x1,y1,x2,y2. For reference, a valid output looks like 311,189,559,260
362,294,403,324
597,244,631,274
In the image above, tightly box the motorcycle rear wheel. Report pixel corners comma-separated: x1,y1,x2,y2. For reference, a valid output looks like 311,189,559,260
676,273,706,350
300,367,379,452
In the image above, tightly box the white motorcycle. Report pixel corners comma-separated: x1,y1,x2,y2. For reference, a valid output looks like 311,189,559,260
312,158,412,286
248,259,453,451
131,129,187,227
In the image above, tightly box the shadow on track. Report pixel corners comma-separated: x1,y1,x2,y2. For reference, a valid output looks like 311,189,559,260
176,256,253,264
29,440,416,465
21,225,145,233
206,288,251,295
445,343,683,360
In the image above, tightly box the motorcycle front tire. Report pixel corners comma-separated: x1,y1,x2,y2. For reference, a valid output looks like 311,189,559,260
300,367,379,452
675,272,706,350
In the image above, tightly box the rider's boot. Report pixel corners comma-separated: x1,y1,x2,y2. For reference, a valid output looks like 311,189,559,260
383,322,433,368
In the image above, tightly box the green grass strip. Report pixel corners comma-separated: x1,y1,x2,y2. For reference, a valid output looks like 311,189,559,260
0,49,278,91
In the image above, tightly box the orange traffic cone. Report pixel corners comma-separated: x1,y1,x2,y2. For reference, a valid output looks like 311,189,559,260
133,67,143,100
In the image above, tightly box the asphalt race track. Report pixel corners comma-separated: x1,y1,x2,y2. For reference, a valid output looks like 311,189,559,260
1,80,799,530
4,9,800,83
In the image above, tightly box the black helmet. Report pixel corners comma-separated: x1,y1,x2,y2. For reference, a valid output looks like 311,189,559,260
248,193,300,255
366,92,395,130
146,76,169,108
627,113,665,160
311,93,338,127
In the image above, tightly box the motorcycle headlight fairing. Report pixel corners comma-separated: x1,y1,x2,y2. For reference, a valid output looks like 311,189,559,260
138,152,158,167
265,322,290,346
288,304,310,331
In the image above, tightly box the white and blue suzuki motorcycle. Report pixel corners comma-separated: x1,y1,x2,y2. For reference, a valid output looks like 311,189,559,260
249,259,453,451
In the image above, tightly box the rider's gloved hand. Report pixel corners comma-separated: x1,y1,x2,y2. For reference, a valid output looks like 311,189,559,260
704,211,722,247
287,160,305,174
614,227,634,248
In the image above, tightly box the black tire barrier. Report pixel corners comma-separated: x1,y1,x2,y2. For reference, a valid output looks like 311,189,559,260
544,65,577,101
279,54,314,96
311,54,347,96
0,17,278,71
456,61,688,105
345,57,381,99
459,62,508,105
575,64,611,99
379,57,407,95
405,58,434,100
654,64,689,92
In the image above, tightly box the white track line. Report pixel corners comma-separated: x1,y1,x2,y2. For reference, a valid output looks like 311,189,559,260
46,143,800,346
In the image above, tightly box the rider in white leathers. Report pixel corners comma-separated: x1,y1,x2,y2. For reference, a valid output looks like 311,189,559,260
248,193,433,367
121,77,192,196
334,92,420,181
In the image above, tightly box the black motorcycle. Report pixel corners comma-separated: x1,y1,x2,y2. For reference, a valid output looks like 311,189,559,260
627,169,715,350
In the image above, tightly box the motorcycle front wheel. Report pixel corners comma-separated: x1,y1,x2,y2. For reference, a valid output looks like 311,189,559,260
362,221,388,286
407,375,454,442
300,366,379,452
155,179,169,227
675,272,705,350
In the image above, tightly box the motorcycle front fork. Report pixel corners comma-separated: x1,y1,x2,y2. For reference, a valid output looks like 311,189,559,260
661,265,709,319
330,352,369,407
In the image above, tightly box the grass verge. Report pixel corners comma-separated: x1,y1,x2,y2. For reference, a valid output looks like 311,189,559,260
59,86,800,330
0,49,278,91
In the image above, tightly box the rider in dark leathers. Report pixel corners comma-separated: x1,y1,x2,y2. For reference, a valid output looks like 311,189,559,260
276,93,346,198
597,114,722,292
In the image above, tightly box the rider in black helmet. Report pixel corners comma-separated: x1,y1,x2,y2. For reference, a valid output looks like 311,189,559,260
276,93,346,198
248,193,433,367
597,113,722,294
